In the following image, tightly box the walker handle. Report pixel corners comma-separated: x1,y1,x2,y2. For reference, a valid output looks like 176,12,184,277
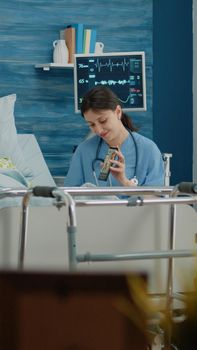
32,186,57,198
177,182,197,194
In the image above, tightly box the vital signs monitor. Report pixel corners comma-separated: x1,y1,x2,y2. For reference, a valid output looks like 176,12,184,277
73,51,147,113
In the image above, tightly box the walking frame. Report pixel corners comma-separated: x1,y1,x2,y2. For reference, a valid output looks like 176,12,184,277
1,182,197,349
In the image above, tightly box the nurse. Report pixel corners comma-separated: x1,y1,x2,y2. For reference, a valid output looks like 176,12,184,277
64,86,164,187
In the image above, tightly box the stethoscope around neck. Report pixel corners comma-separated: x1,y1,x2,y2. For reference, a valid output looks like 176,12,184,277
92,129,138,187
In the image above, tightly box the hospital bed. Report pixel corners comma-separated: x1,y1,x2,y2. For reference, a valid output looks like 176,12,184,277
0,135,197,296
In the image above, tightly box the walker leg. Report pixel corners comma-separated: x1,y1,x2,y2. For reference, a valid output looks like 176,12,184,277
18,205,29,269
165,204,177,349
67,225,77,270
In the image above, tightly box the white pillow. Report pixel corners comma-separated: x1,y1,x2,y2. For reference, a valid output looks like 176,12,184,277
0,157,16,169
0,168,29,187
0,173,27,188
0,94,34,179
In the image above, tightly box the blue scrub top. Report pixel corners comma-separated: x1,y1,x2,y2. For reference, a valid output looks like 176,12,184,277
64,132,164,187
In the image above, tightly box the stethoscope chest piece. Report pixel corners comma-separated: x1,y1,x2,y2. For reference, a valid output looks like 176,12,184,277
130,176,138,185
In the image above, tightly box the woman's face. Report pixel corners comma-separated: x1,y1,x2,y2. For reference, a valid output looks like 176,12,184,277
84,105,122,144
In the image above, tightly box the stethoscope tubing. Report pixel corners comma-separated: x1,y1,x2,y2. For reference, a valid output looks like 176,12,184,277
92,129,138,186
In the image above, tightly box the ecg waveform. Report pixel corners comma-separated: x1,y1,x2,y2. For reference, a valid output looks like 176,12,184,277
94,79,130,86
93,58,130,72
78,58,142,74
117,94,141,105
119,95,132,104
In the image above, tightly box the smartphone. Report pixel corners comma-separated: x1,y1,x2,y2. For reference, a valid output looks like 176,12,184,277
98,146,118,181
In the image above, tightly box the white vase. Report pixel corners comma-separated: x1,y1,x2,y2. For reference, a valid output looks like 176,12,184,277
53,40,69,64
95,42,104,54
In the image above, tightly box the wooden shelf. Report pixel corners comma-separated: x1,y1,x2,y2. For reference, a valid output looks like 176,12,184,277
35,63,74,71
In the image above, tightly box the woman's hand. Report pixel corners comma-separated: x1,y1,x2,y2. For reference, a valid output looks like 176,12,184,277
109,148,137,186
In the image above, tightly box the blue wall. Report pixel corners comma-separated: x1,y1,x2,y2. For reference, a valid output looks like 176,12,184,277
153,0,193,185
0,0,153,177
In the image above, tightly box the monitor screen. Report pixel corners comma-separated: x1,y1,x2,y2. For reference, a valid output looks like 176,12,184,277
73,51,147,113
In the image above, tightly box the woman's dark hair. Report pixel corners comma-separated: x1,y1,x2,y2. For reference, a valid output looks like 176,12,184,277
80,86,138,132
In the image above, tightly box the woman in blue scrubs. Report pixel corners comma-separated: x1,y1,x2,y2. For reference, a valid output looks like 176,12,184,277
64,86,164,187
